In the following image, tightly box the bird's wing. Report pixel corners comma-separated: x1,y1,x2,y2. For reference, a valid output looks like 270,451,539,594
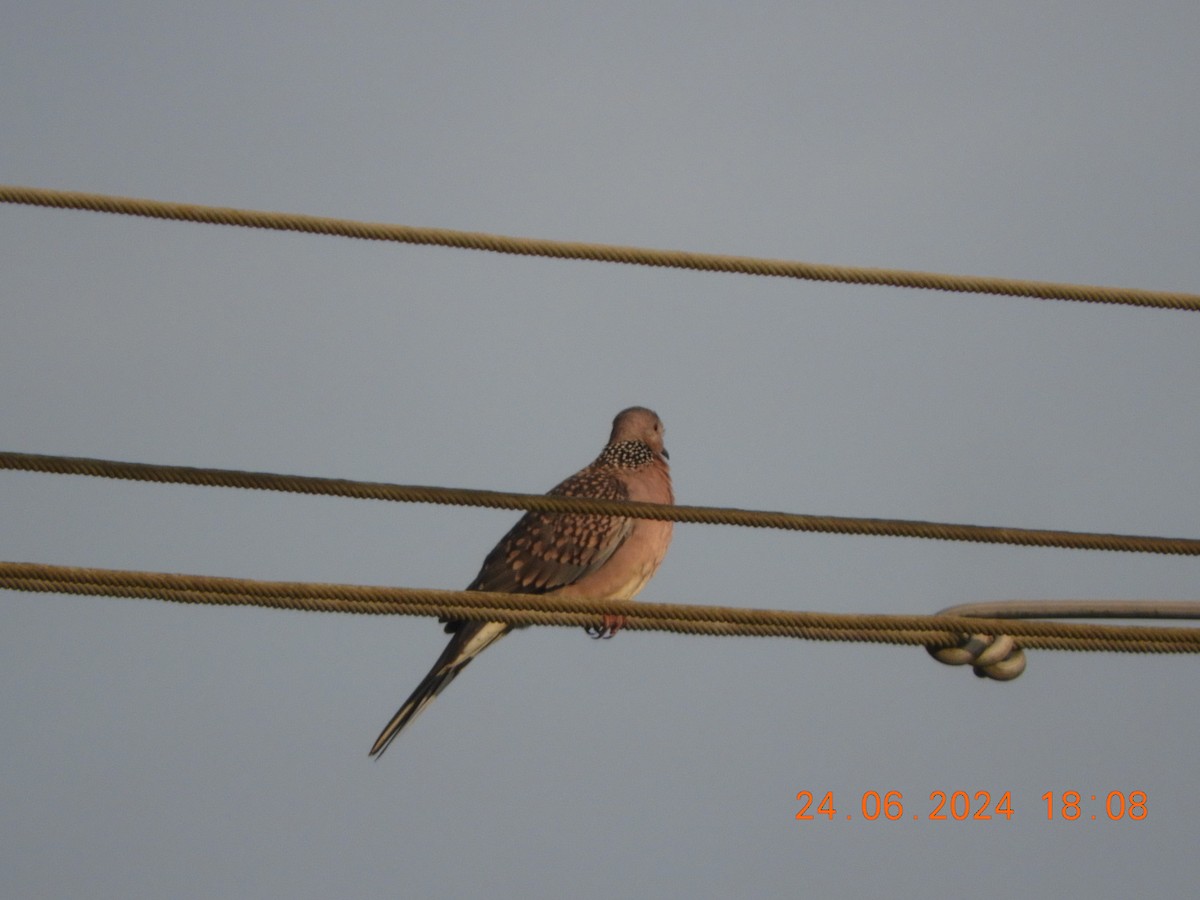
466,466,634,593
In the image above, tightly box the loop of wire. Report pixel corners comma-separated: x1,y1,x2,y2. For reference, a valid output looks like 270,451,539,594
926,635,1028,681
924,599,1200,680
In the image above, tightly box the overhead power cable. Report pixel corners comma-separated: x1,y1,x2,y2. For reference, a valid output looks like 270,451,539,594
938,599,1200,620
3,450,1200,555
3,184,1198,312
3,562,1197,660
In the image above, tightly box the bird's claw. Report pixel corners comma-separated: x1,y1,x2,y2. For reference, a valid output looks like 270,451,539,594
586,613,627,639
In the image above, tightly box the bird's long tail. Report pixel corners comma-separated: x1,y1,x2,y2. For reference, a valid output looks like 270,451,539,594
368,620,507,758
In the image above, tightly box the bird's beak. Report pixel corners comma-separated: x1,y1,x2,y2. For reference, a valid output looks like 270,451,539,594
661,447,670,460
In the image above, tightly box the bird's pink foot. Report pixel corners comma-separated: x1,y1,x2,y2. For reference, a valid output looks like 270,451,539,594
586,613,626,639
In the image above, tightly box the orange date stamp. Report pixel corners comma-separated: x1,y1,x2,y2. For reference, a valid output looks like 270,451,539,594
794,790,1148,822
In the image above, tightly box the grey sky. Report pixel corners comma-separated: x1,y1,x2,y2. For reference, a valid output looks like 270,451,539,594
3,2,1198,897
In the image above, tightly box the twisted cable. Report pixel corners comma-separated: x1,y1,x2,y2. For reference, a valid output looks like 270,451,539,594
3,561,1197,656
4,451,1200,555
3,184,1198,311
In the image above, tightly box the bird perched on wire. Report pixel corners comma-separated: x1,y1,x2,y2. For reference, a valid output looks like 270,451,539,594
369,406,674,758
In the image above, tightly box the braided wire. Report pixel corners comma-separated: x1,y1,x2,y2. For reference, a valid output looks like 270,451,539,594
3,184,1198,311
2,562,1197,655
3,450,1199,556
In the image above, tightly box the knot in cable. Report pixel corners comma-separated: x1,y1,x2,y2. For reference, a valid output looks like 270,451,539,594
927,633,1027,681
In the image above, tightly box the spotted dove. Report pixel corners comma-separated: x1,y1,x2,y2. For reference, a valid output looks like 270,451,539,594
368,406,674,757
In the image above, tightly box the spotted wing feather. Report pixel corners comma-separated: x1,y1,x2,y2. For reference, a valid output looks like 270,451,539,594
468,467,633,593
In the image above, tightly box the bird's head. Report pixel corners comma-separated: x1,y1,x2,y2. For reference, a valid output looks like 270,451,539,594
609,406,668,460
